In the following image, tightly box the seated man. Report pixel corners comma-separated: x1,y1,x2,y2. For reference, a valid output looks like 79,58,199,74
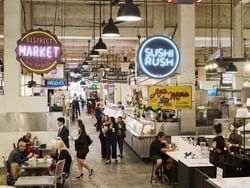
8,140,33,179
149,132,175,179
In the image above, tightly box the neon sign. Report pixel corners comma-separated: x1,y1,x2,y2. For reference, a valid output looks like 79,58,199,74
15,29,62,73
137,35,180,79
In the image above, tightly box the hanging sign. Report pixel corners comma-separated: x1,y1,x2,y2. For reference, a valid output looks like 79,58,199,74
45,79,66,87
15,29,62,73
148,85,192,110
137,35,180,79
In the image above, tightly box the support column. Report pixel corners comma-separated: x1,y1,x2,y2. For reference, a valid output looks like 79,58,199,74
232,2,244,90
3,0,47,112
4,0,22,103
176,4,196,133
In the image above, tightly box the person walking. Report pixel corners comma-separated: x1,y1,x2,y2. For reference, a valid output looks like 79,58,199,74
103,116,118,164
57,117,69,148
74,119,94,179
117,116,126,158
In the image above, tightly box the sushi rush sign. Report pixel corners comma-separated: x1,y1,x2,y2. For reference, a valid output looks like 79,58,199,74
15,29,62,73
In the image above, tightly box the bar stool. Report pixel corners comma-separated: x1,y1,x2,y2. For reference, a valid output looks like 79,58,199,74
150,163,163,184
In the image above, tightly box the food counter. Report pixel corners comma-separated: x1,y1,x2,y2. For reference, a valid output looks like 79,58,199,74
103,106,179,158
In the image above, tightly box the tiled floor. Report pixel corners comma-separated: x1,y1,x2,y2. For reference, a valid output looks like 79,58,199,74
1,112,173,188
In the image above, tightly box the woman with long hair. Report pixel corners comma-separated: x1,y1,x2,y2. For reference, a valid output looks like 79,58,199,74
103,116,118,164
99,115,109,159
55,139,72,176
75,119,93,178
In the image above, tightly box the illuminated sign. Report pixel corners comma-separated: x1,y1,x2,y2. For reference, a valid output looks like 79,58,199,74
137,35,180,79
45,79,66,87
15,29,62,73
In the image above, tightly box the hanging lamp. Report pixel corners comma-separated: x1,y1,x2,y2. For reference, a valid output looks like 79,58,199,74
95,0,107,52
117,0,141,22
103,3,120,37
90,3,100,57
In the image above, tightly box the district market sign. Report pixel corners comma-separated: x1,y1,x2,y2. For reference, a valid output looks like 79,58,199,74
15,29,62,73
137,35,180,79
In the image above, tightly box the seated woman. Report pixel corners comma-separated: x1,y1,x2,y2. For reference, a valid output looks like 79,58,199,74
50,139,72,177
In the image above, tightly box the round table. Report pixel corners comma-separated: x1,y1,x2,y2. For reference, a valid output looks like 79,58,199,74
0,186,16,188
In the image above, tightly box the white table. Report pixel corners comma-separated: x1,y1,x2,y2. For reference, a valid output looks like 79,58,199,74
207,177,250,188
15,176,54,187
0,186,16,188
20,158,52,170
165,136,214,188
166,136,213,167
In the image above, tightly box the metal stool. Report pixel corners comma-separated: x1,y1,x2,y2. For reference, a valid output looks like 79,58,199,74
150,163,163,184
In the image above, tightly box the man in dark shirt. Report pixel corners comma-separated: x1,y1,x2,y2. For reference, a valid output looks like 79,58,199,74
8,140,33,179
95,104,103,132
149,132,175,178
57,117,69,148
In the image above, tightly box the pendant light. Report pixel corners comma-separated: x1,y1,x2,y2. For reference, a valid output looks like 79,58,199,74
95,1,107,52
103,3,120,37
117,0,141,22
90,3,100,57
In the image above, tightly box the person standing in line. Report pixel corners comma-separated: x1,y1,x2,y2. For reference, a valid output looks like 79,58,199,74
57,117,69,148
95,103,103,131
103,116,118,164
117,116,126,158
75,97,81,118
99,115,109,159
75,119,94,179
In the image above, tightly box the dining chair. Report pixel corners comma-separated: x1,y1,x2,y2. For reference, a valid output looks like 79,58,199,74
1,156,14,186
15,159,65,188
62,158,74,188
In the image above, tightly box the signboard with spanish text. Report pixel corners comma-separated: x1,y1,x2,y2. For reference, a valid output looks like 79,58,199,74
15,29,62,73
137,35,180,79
148,85,192,110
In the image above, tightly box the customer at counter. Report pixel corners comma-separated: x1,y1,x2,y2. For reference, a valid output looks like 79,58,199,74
210,123,225,168
95,103,103,132
8,140,33,179
57,117,69,148
117,116,126,158
149,132,175,179
99,115,109,159
227,124,242,154
103,116,118,164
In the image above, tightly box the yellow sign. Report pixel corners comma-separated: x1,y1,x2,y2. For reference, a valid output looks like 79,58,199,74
148,85,192,110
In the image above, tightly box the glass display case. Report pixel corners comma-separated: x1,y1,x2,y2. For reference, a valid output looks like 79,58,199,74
125,114,156,137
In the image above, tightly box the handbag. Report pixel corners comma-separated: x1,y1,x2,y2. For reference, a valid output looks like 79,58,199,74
87,135,93,146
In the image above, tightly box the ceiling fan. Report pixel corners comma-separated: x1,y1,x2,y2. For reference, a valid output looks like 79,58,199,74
22,74,45,88
81,1,124,27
